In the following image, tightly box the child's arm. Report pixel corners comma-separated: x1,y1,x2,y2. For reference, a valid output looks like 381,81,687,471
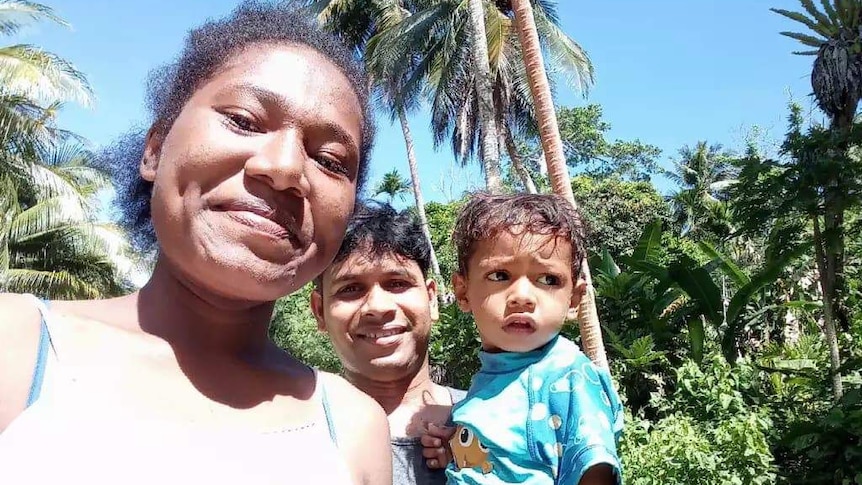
550,361,624,485
577,464,616,485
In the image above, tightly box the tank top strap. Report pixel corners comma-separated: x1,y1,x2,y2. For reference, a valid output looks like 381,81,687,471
315,370,339,446
24,295,56,407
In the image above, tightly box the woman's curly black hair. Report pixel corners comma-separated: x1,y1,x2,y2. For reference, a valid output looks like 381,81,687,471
98,1,375,252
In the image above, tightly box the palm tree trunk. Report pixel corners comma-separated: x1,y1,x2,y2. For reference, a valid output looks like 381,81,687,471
467,0,503,193
511,0,608,368
397,107,443,282
813,214,843,399
502,122,537,194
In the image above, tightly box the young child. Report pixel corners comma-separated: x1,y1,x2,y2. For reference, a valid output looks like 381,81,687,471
443,193,623,484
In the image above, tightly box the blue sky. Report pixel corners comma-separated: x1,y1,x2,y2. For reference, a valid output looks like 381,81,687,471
26,0,818,206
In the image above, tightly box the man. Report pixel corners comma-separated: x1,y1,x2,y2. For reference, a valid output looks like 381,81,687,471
311,203,464,485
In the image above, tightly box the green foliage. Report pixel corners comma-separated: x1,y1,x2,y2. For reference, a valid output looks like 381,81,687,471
429,302,480,390
423,199,463,282
776,389,862,484
571,176,669,257
620,355,776,485
373,168,411,202
555,105,662,181
269,284,342,373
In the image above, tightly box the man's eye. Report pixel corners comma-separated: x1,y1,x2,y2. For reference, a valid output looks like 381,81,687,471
487,271,508,282
385,280,411,291
334,284,361,296
538,274,561,286
314,155,349,177
223,112,263,133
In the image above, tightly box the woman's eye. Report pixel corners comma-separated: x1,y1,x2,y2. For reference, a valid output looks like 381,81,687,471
538,274,561,286
224,112,262,133
487,271,508,282
315,155,349,177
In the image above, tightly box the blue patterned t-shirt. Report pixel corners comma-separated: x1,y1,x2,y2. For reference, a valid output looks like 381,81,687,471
445,335,623,484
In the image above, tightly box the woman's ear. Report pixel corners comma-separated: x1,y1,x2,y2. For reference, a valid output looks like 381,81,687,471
140,125,163,182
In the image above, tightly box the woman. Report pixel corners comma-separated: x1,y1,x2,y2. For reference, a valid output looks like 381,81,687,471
0,2,390,484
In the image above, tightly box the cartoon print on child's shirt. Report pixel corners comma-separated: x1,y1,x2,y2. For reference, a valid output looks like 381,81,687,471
449,425,493,474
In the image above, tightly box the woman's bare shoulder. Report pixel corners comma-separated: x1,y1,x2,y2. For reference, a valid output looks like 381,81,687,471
0,293,45,430
319,372,392,485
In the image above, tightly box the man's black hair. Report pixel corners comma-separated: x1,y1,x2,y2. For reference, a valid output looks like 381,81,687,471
315,201,432,288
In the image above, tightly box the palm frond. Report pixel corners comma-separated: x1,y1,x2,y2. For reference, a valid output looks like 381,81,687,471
7,195,87,244
0,45,93,107
779,30,827,48
771,8,835,39
0,0,66,36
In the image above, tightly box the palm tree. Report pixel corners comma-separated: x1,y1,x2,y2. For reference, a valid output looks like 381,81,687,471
1,143,137,298
772,0,862,398
665,141,737,239
509,0,606,367
467,0,503,192
308,0,444,282
376,0,591,195
772,0,862,129
0,1,92,106
0,2,133,299
374,168,412,203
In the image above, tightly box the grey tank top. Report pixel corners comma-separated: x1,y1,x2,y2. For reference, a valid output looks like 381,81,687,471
391,387,467,485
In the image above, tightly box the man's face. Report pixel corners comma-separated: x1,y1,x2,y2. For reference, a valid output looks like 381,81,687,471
312,250,438,381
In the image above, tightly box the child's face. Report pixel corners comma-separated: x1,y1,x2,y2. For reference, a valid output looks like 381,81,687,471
452,230,583,353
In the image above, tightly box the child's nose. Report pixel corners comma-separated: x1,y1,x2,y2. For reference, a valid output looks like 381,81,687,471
507,278,536,309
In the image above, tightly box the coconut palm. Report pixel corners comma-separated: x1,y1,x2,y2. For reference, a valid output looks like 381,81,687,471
0,143,137,298
665,141,737,239
374,168,412,203
373,0,591,195
308,0,444,281
505,0,605,366
0,2,133,299
0,1,92,106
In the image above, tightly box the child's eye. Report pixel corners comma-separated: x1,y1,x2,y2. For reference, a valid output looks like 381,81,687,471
538,274,561,286
487,271,509,282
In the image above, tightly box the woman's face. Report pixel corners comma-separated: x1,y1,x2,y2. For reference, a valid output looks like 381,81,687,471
142,43,364,302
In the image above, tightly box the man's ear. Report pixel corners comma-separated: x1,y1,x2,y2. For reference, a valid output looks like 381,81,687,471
426,278,439,322
140,125,164,182
310,289,328,332
452,272,471,313
569,277,588,320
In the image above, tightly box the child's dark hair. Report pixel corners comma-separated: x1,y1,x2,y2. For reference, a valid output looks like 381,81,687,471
452,192,587,278
97,1,375,252
314,202,432,289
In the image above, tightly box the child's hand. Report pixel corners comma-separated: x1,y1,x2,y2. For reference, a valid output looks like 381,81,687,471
421,421,456,469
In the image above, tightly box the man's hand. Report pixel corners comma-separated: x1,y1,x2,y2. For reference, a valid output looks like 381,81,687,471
420,421,456,469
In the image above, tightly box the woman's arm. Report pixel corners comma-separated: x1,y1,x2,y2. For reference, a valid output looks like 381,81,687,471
0,294,44,431
322,373,392,485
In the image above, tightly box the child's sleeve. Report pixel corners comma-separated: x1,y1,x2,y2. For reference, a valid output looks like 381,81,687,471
547,361,624,485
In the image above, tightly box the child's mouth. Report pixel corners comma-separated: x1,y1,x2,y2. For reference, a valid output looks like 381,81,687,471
503,318,536,334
